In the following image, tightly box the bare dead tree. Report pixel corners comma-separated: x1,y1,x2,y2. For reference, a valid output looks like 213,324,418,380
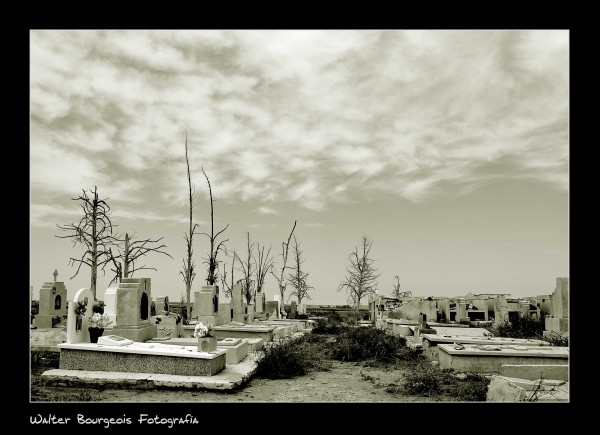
337,235,381,315
235,232,255,305
56,186,116,300
220,249,237,299
287,235,313,304
103,232,173,285
179,133,199,320
391,275,412,299
200,167,229,286
254,242,273,295
270,220,297,312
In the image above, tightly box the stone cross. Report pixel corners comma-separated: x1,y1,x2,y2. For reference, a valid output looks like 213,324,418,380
53,269,58,282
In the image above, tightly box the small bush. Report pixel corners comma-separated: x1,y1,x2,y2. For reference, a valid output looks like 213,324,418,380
255,339,309,379
402,364,490,401
311,318,349,335
255,334,332,379
493,314,545,339
542,332,569,347
331,328,408,362
295,313,308,320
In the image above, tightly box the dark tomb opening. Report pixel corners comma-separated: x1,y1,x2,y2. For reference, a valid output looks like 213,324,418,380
140,292,149,320
54,295,61,310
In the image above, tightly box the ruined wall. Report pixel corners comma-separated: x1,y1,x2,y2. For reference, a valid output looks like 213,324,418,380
392,299,438,322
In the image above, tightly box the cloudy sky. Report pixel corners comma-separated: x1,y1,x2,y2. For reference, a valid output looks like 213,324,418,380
30,30,568,305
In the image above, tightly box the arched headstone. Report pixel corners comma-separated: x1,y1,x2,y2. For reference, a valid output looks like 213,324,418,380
66,288,94,344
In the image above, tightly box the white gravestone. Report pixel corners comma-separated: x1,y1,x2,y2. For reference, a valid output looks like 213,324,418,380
273,294,281,319
66,288,94,344
103,286,118,327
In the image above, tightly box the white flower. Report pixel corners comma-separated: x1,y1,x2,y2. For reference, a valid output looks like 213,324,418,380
193,322,213,338
89,312,112,329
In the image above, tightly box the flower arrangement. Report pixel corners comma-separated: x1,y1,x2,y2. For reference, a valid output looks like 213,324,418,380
89,312,113,329
74,301,87,316
74,300,88,331
193,322,214,338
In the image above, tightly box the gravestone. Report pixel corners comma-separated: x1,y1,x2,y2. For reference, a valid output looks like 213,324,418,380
298,304,306,315
232,283,245,323
290,301,297,318
457,300,469,323
273,294,281,319
247,303,255,322
193,285,220,326
265,301,279,319
218,301,232,324
255,292,266,314
36,271,68,328
66,288,94,344
163,296,170,315
108,278,157,342
103,286,118,326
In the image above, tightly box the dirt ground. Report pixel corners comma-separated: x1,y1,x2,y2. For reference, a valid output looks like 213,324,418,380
32,359,447,403
30,315,451,403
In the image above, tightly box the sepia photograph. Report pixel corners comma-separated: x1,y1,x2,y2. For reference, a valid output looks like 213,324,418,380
29,29,569,414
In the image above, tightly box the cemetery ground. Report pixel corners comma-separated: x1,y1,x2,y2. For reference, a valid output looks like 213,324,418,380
30,314,489,402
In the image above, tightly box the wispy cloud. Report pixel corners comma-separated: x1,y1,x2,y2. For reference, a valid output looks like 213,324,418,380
257,206,278,215
30,29,568,223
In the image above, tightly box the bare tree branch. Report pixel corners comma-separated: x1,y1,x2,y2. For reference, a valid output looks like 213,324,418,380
270,220,297,314
235,232,255,305
180,132,196,319
55,186,116,299
287,235,313,304
337,235,381,317
254,242,274,295
200,167,229,286
103,232,173,284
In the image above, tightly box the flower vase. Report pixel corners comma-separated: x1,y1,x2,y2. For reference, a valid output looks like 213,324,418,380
76,314,82,332
197,336,217,352
88,327,104,343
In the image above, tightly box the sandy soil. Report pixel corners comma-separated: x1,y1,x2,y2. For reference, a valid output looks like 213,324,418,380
32,359,444,403
31,314,447,403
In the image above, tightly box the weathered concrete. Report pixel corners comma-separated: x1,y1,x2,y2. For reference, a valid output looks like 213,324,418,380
438,344,568,373
108,278,158,342
41,354,259,391
501,364,568,381
31,328,67,348
37,281,68,328
58,342,227,376
148,337,250,365
421,334,549,360
486,375,569,402
212,324,276,341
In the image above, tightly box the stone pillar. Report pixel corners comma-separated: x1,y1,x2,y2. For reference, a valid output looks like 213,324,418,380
193,285,219,326
232,284,245,323
457,300,469,323
290,301,297,318
103,286,118,326
273,294,281,319
255,292,266,314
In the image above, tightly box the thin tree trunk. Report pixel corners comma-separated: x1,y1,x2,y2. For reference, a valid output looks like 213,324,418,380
91,188,98,300
123,233,130,278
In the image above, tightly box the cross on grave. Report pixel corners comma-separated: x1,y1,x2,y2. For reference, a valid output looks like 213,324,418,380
53,269,58,282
